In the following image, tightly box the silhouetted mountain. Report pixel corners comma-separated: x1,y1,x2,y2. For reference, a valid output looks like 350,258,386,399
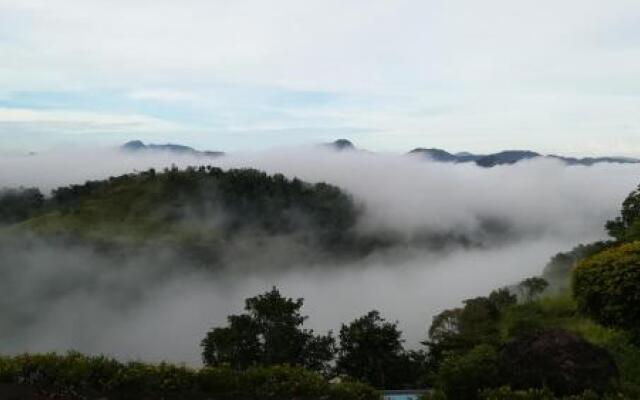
408,148,459,162
121,140,224,157
408,146,639,167
475,150,540,167
121,139,638,167
324,139,356,151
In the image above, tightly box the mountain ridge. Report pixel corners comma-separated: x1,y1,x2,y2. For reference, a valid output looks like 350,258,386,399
121,139,640,167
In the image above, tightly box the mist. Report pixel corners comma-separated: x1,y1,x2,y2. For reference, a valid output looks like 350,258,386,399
0,146,638,365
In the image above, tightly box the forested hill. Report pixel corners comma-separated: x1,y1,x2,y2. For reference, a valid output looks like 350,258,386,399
0,166,361,267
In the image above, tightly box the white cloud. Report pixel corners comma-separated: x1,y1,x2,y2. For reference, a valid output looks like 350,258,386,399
0,107,182,133
128,89,199,102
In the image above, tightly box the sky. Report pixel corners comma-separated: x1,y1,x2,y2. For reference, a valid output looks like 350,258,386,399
0,0,639,155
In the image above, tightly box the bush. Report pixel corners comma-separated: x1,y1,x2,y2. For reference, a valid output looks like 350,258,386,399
502,303,546,338
437,344,501,400
480,387,602,400
0,352,378,400
572,241,640,337
327,380,380,400
498,329,618,396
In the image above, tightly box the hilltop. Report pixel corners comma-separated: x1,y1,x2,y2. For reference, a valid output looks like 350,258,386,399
1,166,360,268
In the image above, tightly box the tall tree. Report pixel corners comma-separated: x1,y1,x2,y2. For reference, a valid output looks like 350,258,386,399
201,287,335,374
337,310,424,389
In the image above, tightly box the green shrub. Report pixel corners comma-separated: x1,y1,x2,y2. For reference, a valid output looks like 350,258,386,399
501,303,546,339
438,344,501,400
480,386,557,400
0,352,377,400
572,242,640,337
240,365,329,399
480,387,602,400
327,380,380,400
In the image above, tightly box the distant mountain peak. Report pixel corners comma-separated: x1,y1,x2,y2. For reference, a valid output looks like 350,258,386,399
122,140,146,151
120,141,224,157
324,139,356,151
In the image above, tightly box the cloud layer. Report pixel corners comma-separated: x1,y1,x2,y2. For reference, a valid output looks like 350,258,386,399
0,147,638,364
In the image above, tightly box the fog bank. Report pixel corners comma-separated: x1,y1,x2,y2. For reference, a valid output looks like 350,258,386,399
0,146,638,364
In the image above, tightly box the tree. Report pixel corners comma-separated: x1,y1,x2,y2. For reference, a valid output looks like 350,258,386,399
488,288,517,311
572,242,640,338
517,277,549,303
336,310,423,389
605,184,640,241
201,287,335,373
542,242,613,289
426,297,501,368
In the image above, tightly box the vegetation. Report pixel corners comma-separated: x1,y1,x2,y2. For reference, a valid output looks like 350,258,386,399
201,287,335,374
421,182,640,399
0,187,43,225
424,286,636,399
573,241,640,338
336,310,427,389
0,352,378,400
201,289,426,390
517,277,549,303
542,241,613,290
605,184,640,242
0,166,365,268
437,344,500,399
498,329,617,396
3,169,640,398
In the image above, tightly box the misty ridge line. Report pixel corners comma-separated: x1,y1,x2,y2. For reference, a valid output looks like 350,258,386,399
118,138,640,168
0,142,639,365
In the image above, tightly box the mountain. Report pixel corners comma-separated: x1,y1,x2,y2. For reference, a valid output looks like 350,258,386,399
121,140,224,157
120,139,639,167
408,147,639,167
408,148,459,162
324,139,356,151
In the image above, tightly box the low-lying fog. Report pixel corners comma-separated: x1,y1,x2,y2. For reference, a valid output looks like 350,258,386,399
1,146,639,365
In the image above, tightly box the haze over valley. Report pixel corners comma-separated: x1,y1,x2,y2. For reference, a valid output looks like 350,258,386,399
1,142,638,364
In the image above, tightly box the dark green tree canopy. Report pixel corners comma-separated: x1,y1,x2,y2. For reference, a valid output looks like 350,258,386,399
336,310,426,389
201,287,335,373
606,184,640,242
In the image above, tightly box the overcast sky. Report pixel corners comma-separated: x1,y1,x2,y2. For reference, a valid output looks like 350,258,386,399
1,0,639,155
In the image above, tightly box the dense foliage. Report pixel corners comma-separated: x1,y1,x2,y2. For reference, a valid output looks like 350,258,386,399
336,310,427,389
572,241,640,338
437,344,501,399
1,166,365,268
542,241,613,289
605,183,640,242
201,289,427,389
0,187,43,225
201,287,335,373
421,272,639,399
426,290,511,367
498,329,618,396
0,352,378,400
